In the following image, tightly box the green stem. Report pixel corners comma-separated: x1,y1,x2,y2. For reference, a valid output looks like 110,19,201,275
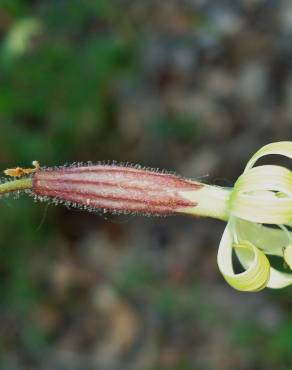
0,177,33,195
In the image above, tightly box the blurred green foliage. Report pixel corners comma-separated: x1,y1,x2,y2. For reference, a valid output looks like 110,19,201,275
233,319,292,369
0,0,134,165
150,114,202,142
0,0,136,361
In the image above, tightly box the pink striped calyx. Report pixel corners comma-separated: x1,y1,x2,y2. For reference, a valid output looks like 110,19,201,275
31,164,203,216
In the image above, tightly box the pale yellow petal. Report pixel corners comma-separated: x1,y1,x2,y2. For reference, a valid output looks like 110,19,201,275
230,164,292,224
283,244,292,269
234,219,286,256
267,267,292,288
217,223,270,292
232,219,292,289
244,141,292,172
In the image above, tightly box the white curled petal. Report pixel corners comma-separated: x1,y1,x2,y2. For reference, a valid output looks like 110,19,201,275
230,164,292,224
267,268,292,288
237,252,292,289
231,191,292,224
283,245,292,269
235,165,292,196
244,141,292,172
233,219,292,289
217,223,270,292
234,219,286,256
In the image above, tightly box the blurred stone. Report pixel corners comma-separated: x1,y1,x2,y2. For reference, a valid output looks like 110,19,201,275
169,92,232,139
257,305,283,332
92,285,140,368
34,303,61,334
279,0,292,33
205,5,243,37
284,75,292,121
118,92,161,143
51,258,94,298
204,69,236,98
179,147,219,178
238,62,268,104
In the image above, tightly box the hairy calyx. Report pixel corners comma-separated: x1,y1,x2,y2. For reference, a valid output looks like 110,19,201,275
31,164,204,216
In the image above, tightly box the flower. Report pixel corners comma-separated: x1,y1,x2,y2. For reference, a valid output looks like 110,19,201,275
2,142,292,292
216,141,292,291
